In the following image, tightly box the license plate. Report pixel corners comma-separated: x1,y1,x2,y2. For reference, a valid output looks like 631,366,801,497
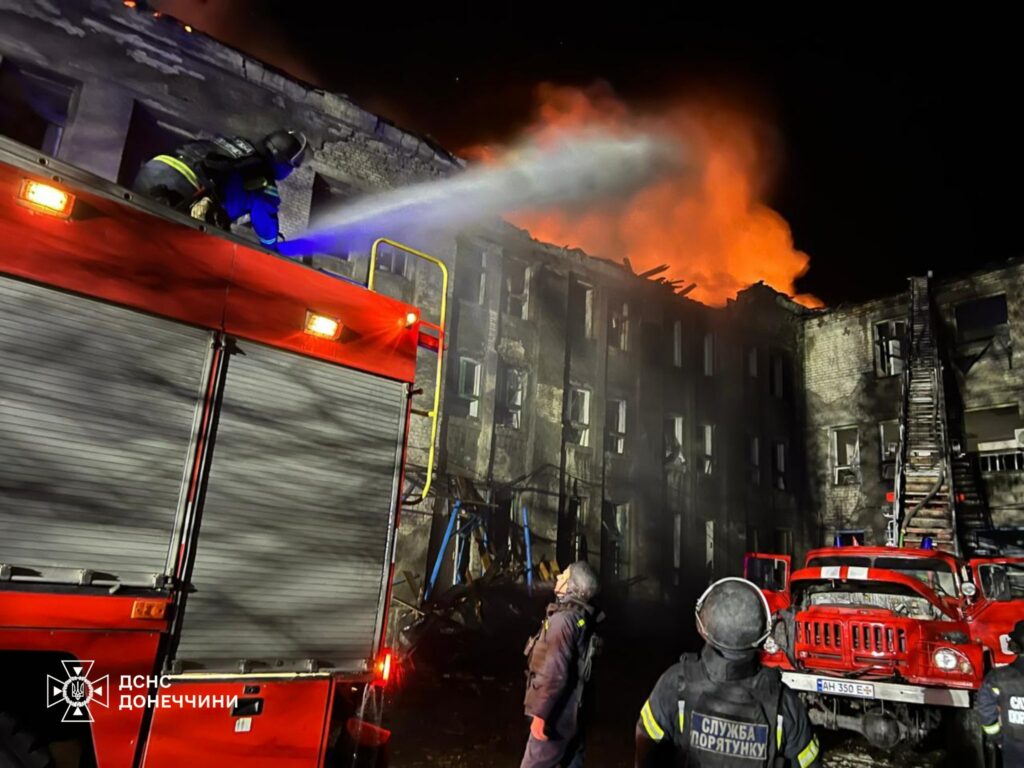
815,678,875,698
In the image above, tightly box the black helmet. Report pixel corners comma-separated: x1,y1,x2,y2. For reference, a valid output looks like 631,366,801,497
263,130,308,172
695,578,772,652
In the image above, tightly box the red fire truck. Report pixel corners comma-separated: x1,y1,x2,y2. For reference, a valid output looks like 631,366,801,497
745,546,1024,760
0,136,443,767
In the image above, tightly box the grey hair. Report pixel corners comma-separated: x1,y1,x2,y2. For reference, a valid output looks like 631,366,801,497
566,561,600,601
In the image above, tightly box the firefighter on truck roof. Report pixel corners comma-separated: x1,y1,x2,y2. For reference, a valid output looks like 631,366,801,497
635,577,821,767
976,619,1024,766
133,129,307,249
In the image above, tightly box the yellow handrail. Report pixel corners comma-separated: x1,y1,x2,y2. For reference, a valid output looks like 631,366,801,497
369,238,447,503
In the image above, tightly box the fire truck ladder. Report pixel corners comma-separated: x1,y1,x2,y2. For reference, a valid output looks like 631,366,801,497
889,275,991,554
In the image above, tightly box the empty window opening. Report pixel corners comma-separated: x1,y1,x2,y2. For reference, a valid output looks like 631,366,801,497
503,260,530,319
956,294,1008,343
0,59,75,156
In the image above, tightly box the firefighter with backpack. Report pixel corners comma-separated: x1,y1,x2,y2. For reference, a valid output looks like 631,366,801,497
520,561,603,768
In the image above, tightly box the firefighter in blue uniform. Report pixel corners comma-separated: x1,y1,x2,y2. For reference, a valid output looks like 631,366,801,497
976,619,1024,767
132,129,307,249
520,561,602,768
635,578,821,767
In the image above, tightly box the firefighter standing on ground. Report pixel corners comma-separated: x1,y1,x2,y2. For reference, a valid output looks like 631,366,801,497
976,619,1024,766
635,577,821,767
521,561,602,768
133,129,307,249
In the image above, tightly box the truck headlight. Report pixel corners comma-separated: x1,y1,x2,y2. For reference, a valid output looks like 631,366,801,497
933,648,958,670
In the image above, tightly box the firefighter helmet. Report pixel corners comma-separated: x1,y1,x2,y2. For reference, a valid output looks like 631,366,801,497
262,130,308,178
695,577,772,652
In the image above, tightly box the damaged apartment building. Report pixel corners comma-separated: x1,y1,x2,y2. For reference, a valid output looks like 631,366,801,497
2,1,1021,614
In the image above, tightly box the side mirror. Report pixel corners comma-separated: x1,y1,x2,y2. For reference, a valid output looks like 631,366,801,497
961,582,977,599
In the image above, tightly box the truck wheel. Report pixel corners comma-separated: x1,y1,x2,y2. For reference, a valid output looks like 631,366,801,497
943,708,984,768
0,713,53,768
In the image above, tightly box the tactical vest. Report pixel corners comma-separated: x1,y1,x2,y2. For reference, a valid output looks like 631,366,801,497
992,662,1024,763
172,137,265,197
674,653,782,767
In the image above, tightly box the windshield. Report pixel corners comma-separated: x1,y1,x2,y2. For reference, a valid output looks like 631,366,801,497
794,579,947,620
806,555,957,597
978,563,1024,601
873,557,957,597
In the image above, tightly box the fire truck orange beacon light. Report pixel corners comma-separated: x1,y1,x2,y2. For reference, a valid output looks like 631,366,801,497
17,180,75,218
304,311,342,340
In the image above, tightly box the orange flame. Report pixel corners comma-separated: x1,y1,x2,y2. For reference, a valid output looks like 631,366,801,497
465,83,822,308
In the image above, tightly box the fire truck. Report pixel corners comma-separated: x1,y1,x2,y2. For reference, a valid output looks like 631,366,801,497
0,135,445,767
745,547,1023,758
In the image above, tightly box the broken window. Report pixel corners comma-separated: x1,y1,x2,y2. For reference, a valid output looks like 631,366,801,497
874,320,907,377
664,415,685,468
956,294,1008,344
567,387,592,447
609,301,630,351
979,451,1024,473
569,279,594,341
457,357,481,418
0,59,75,156
966,405,1024,472
672,320,683,367
118,102,202,187
456,242,487,305
772,441,787,490
503,259,530,319
606,399,626,454
880,420,900,480
496,364,526,429
769,352,786,397
703,332,715,376
701,424,714,475
749,435,761,485
375,244,408,277
965,405,1024,452
831,426,860,485
747,346,759,378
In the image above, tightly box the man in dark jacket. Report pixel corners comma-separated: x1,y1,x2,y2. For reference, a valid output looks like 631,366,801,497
133,129,307,248
976,619,1024,767
520,560,601,768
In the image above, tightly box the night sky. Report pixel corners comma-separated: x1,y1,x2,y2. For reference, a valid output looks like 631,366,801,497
170,6,1022,305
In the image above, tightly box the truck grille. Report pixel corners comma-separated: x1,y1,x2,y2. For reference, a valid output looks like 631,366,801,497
797,619,908,661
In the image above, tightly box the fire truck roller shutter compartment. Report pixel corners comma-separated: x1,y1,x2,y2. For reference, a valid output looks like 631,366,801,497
173,340,406,672
0,276,212,586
